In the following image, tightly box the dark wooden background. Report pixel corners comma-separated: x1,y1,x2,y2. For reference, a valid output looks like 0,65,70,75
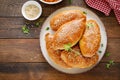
0,0,120,80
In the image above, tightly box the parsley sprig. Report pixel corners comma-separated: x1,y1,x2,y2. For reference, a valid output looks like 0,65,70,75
64,43,72,52
35,22,40,27
22,25,29,34
83,11,87,15
64,43,80,56
106,60,114,69
86,23,93,28
22,22,41,34
101,44,104,47
46,27,49,31
68,0,72,4
105,52,110,57
105,52,114,69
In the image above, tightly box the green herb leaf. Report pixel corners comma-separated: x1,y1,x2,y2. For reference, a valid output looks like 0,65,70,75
101,44,103,47
98,50,102,53
109,60,114,65
106,60,114,69
22,25,29,34
68,0,72,4
83,11,87,15
64,43,80,56
46,27,49,30
105,52,110,57
35,22,40,27
64,43,72,51
106,63,110,69
86,23,93,28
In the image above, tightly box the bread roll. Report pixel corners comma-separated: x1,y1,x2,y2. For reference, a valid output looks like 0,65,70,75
61,46,98,68
45,33,71,68
80,20,101,57
50,10,86,31
53,19,86,50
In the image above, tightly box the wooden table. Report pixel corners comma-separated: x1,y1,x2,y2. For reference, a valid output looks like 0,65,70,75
0,0,120,80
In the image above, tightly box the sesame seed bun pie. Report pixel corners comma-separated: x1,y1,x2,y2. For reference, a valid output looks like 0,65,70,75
80,20,101,57
61,45,98,68
50,10,86,31
53,19,86,50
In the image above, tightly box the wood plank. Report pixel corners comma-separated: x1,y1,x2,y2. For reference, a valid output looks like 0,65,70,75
0,18,44,39
100,17,120,38
0,17,120,38
0,39,120,62
0,0,80,17
0,0,119,80
0,39,45,62
0,63,119,80
104,38,120,62
0,0,115,17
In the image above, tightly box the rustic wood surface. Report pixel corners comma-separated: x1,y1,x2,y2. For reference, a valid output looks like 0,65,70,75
0,0,120,80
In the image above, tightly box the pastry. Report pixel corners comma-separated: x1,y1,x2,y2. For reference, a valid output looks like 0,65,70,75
80,20,101,57
45,33,71,68
61,45,98,68
53,19,86,50
50,10,86,31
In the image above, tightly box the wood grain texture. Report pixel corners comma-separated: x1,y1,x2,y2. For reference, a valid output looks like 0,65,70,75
0,0,115,17
0,0,120,79
0,17,120,38
0,63,119,80
0,18,44,39
0,0,74,17
0,39,45,62
0,39,120,62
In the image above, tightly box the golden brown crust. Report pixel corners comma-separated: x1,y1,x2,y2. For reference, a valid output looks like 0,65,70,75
80,20,101,57
45,10,101,69
45,33,71,68
52,19,86,50
61,46,98,68
50,10,86,31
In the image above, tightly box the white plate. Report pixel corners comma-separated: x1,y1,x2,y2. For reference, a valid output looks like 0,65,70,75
40,6,107,74
40,0,62,5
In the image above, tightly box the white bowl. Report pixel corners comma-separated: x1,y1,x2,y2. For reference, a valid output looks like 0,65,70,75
22,0,42,20
40,0,62,4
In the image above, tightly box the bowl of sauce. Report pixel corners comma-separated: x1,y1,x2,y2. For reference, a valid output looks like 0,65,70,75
40,0,62,4
22,1,42,20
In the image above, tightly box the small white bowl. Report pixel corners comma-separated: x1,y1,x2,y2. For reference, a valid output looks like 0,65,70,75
40,0,62,5
22,0,42,20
